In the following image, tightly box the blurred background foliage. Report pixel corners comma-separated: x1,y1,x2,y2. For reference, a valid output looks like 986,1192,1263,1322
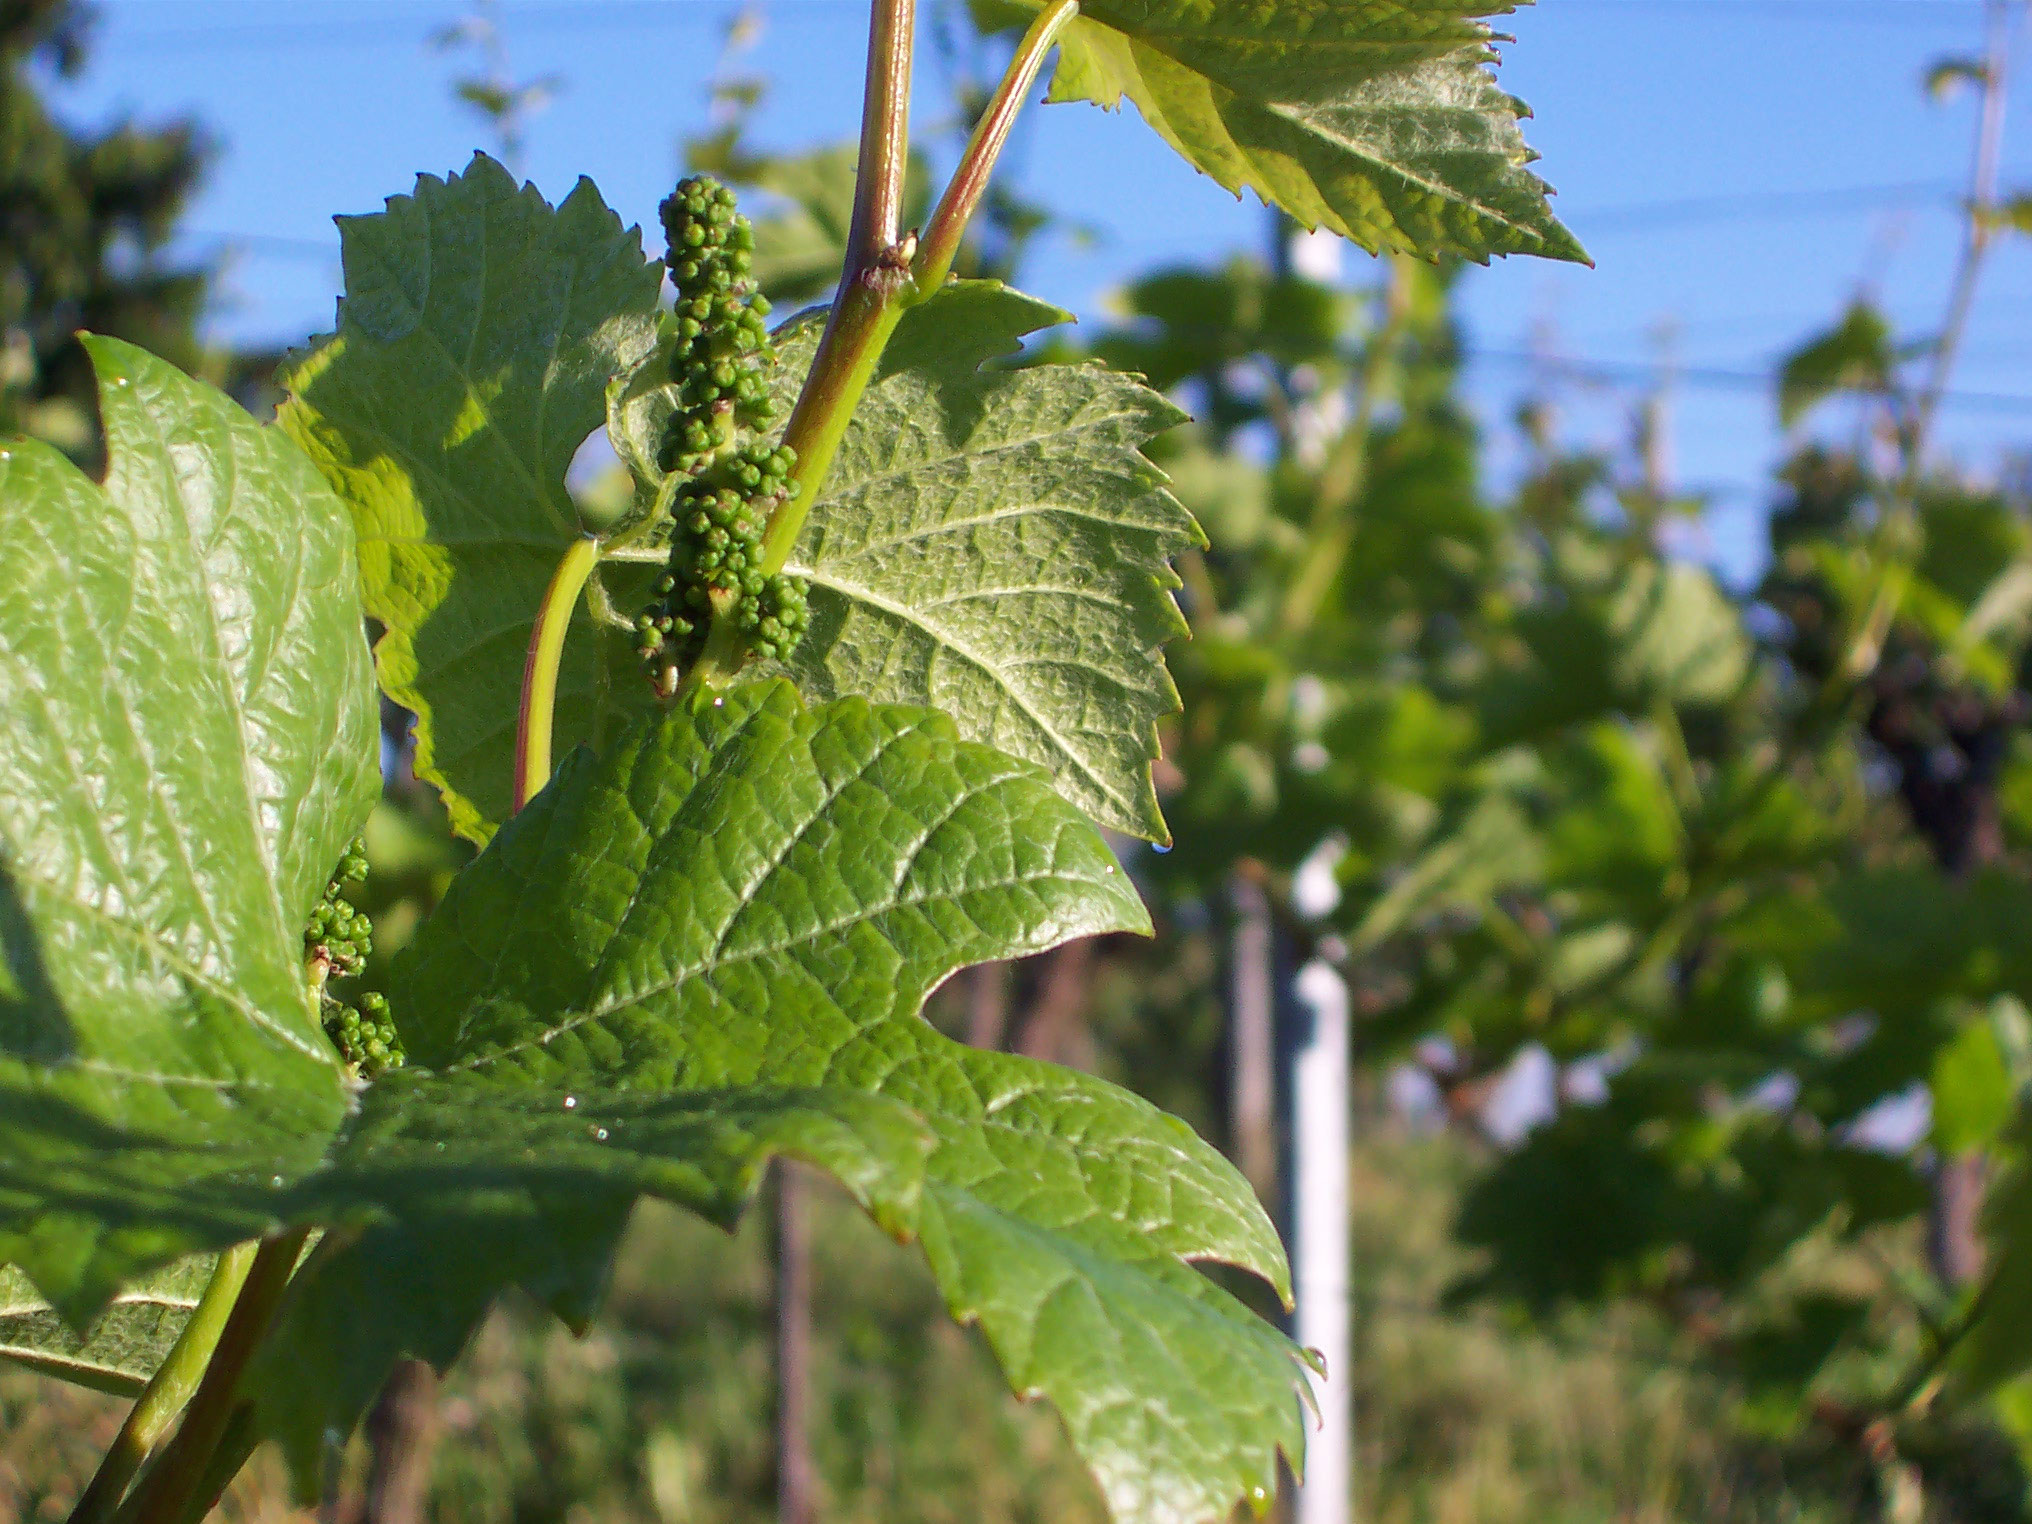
16,1,2032,1520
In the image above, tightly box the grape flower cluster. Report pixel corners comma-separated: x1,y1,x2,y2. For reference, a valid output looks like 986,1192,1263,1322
636,175,810,691
308,836,403,1078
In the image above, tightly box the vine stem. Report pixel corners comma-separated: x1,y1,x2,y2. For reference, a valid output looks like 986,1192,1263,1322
513,535,600,809
690,0,1077,688
1912,0,2014,462
66,1243,260,1524
1886,1265,1996,1416
111,1230,312,1524
743,0,918,589
1841,0,2016,685
843,0,916,283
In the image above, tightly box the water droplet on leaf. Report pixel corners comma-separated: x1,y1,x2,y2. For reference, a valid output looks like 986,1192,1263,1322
563,1094,578,1110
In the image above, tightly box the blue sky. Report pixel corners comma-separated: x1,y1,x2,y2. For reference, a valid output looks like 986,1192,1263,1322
55,0,2032,582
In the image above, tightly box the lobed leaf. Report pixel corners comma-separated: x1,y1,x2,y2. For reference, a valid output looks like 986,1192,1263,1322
280,152,665,845
248,1076,933,1479
982,0,1585,264
757,282,1201,842
363,683,1306,1522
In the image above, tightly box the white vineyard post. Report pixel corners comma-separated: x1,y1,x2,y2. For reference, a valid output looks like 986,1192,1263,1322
1291,957,1351,1524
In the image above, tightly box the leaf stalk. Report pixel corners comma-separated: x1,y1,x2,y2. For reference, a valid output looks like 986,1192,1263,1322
913,0,1082,292
111,1230,311,1524
514,535,600,808
66,1243,260,1524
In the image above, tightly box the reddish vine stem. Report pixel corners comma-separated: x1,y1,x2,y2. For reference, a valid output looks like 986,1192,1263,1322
913,0,1082,291
692,0,1079,688
843,0,917,282
685,0,918,688
755,0,919,570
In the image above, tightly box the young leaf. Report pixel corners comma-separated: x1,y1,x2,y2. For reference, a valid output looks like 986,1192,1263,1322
980,0,1585,264
0,336,377,1317
1932,1016,2015,1158
372,683,1306,1522
280,153,664,844
756,281,1202,842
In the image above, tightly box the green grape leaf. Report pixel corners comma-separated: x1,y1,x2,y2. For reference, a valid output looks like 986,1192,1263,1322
0,336,377,1319
1482,554,1750,745
0,342,930,1424
371,683,1304,1523
760,281,1201,842
983,0,1584,264
280,152,664,845
0,1258,211,1396
249,1075,932,1480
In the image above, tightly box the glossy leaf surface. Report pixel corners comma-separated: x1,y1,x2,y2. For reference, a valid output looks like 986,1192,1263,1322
0,337,376,1317
0,349,929,1385
378,683,1306,1522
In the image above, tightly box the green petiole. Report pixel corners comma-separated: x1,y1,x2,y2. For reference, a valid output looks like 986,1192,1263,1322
514,535,602,809
65,1244,260,1524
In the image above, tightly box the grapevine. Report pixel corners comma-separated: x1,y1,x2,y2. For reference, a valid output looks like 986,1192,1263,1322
636,175,810,693
0,3,1594,1519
